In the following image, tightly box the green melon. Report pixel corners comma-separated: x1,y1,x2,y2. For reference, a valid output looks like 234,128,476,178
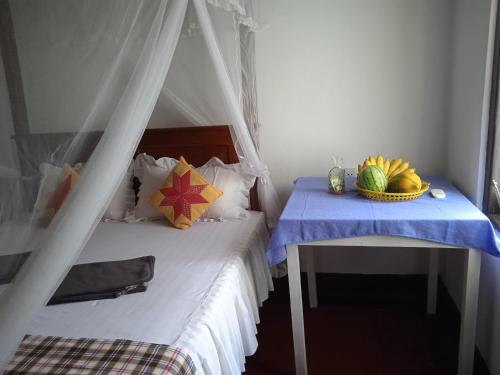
357,166,388,192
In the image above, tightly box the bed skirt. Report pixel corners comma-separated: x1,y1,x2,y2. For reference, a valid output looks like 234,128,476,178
174,216,273,375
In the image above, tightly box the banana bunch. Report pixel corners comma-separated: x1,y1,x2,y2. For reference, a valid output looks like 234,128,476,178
357,155,414,179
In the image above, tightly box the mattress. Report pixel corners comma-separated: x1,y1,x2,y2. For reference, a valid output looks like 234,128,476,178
26,211,273,375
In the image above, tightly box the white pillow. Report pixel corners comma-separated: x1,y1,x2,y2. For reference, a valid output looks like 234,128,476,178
197,157,256,220
133,153,177,184
135,163,176,220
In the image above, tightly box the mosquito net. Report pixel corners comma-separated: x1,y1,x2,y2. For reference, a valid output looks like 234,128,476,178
0,0,280,367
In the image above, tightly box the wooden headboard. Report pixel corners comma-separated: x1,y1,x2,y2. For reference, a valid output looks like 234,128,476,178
136,126,239,166
14,125,260,210
136,126,259,211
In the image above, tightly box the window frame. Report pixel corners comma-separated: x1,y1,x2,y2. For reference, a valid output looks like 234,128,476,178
483,3,500,214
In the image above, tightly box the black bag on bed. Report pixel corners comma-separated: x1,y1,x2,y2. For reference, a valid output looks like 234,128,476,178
48,256,155,305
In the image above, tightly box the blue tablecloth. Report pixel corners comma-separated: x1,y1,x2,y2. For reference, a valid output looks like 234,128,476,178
267,177,500,266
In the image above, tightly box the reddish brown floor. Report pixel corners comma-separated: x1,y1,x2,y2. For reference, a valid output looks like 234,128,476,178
245,303,439,375
244,274,488,375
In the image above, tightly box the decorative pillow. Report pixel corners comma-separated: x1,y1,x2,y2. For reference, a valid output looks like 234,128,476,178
47,164,79,213
135,163,175,220
36,164,80,225
133,153,179,220
35,164,77,213
35,162,134,222
34,163,65,214
197,157,256,220
149,156,223,229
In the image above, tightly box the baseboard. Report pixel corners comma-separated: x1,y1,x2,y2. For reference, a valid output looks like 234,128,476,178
270,273,491,375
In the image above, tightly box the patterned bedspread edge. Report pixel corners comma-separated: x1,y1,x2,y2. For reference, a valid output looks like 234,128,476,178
5,335,196,375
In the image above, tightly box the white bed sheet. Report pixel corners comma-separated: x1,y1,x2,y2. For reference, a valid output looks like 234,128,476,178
26,211,273,375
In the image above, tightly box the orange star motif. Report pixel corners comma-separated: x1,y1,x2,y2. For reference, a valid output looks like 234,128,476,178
47,174,73,213
159,170,208,220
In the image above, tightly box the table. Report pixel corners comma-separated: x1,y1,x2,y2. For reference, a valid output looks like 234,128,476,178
267,177,499,375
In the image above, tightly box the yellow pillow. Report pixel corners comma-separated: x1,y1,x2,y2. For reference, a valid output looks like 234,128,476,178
149,156,223,229
43,164,80,224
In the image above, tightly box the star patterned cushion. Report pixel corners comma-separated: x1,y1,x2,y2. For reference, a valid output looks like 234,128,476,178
149,156,223,229
42,164,80,224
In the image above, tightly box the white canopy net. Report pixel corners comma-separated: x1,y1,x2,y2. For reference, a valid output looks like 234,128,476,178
0,0,280,368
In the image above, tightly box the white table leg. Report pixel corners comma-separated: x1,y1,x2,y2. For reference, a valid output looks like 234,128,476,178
457,248,481,375
427,248,439,314
287,244,308,375
303,246,318,308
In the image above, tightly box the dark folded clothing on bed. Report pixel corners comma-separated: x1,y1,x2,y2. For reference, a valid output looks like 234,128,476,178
48,256,155,305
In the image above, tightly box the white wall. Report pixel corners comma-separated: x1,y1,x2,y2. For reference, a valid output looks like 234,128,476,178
256,0,453,273
443,0,494,308
447,0,494,207
444,0,500,374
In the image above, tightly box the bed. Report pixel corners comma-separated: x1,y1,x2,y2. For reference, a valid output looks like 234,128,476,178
6,126,273,375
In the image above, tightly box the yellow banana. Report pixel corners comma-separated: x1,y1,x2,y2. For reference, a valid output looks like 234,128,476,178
387,158,402,176
388,161,410,179
400,168,415,176
409,172,422,190
383,159,390,175
376,155,384,169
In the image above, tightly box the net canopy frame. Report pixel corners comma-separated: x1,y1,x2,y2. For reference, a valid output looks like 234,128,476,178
0,0,281,368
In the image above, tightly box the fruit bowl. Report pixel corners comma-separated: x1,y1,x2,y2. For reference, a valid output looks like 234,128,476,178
356,182,430,202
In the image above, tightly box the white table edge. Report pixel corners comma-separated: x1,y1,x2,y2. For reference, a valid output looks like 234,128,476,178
286,237,481,375
301,235,461,248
